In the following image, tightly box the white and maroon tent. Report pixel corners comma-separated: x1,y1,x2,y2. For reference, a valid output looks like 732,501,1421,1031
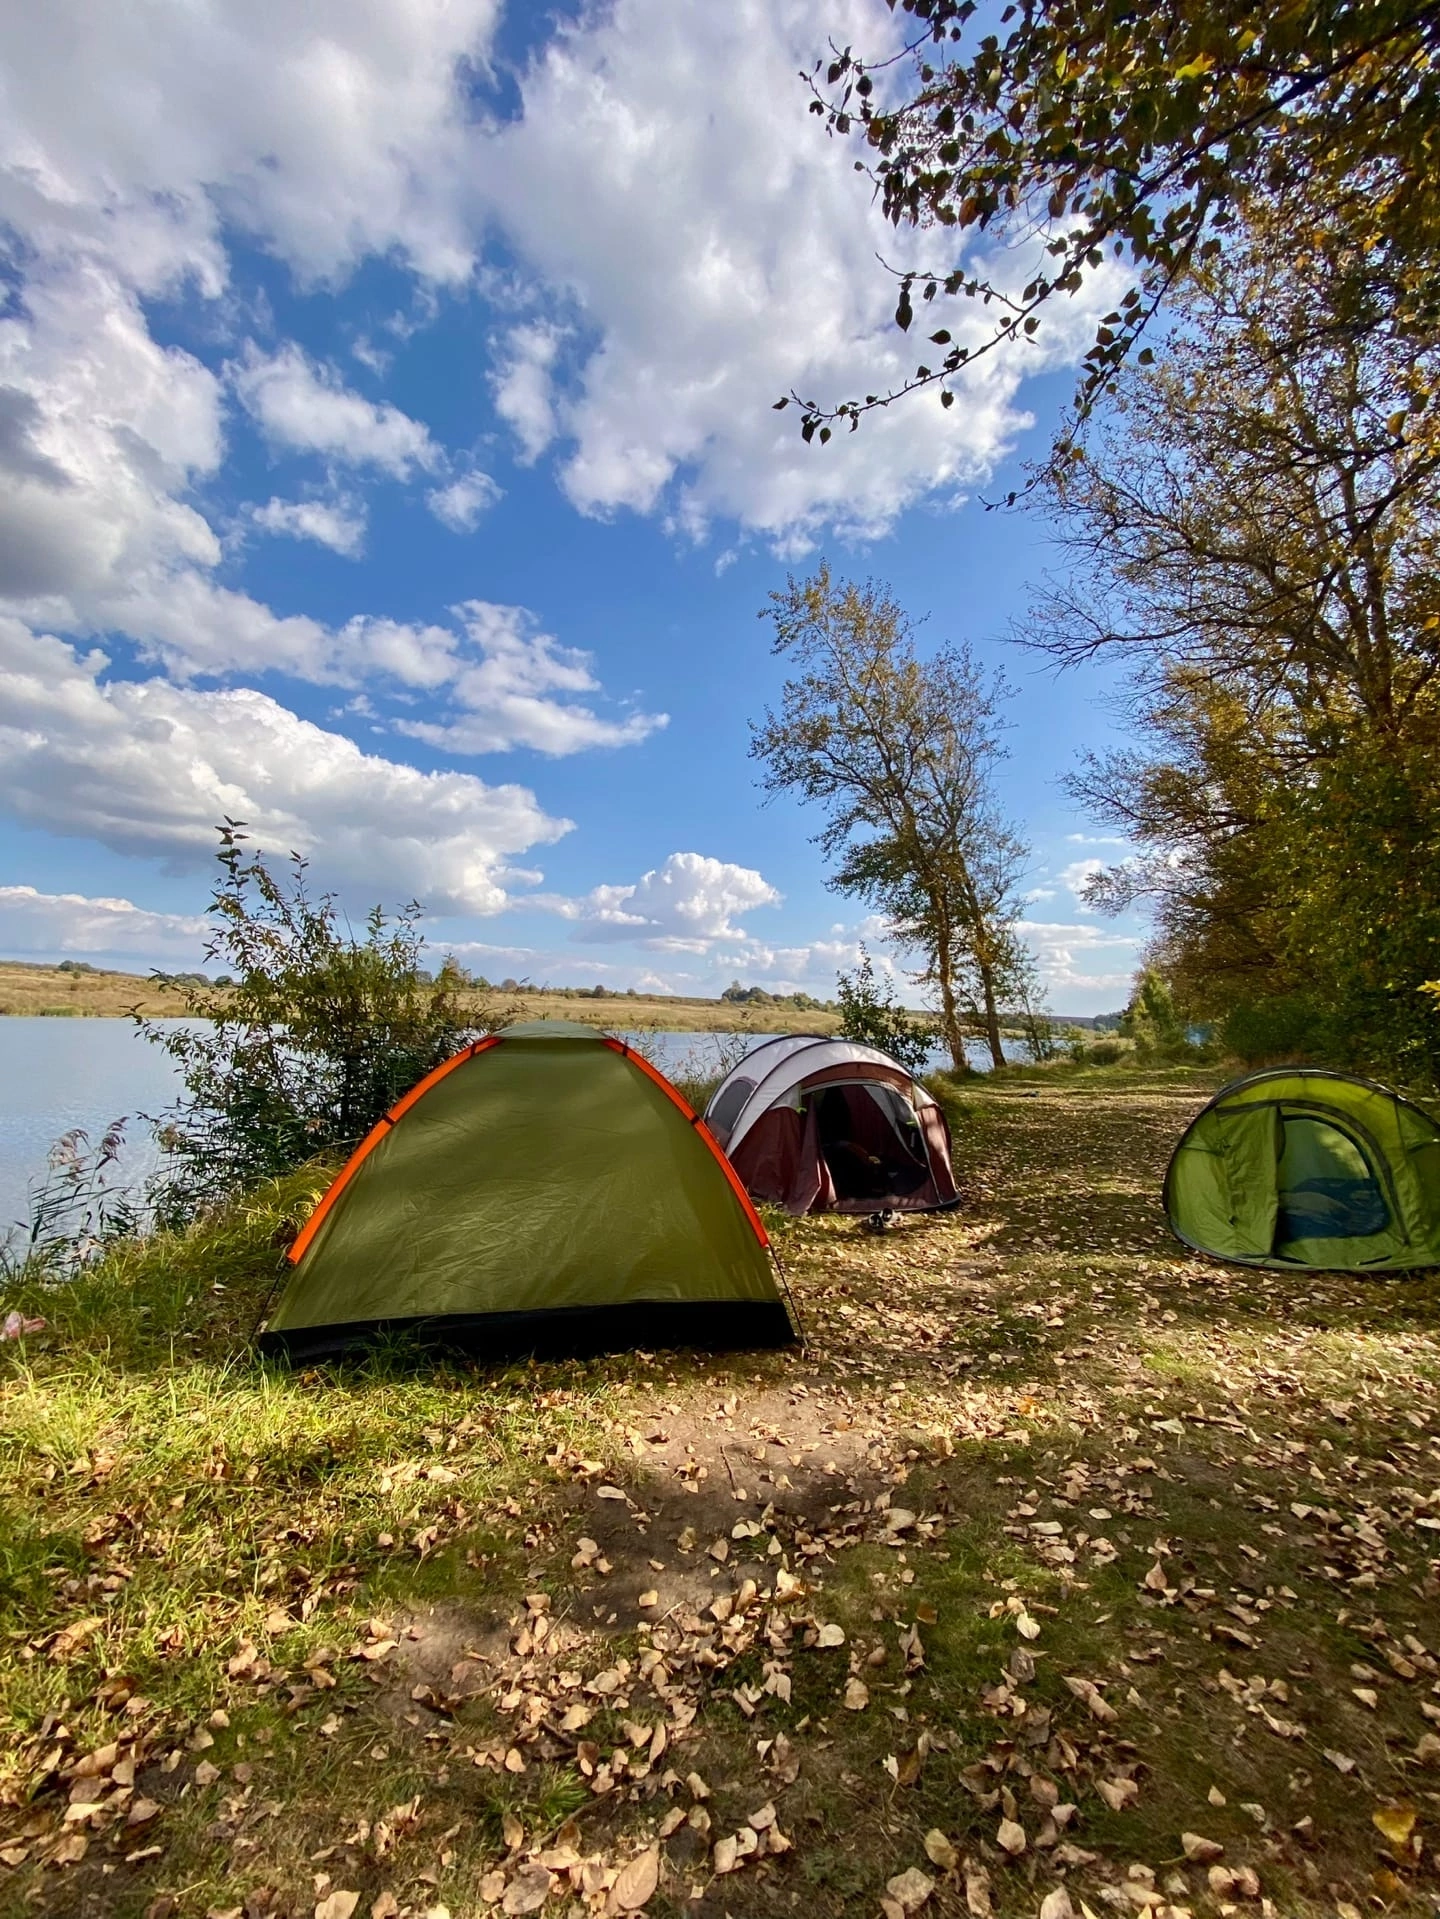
704,1036,959,1217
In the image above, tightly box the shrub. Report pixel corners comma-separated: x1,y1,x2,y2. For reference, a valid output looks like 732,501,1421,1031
835,948,935,1075
138,823,485,1220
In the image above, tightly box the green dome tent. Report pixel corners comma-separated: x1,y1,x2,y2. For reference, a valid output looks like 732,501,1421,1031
260,1022,794,1362
1164,1068,1440,1271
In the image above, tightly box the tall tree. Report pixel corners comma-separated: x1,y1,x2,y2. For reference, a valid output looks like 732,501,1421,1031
751,566,1035,1069
784,1,1440,465
1035,237,1440,1077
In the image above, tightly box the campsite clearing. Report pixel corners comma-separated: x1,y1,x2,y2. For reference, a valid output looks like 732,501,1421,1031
4,1064,1440,1917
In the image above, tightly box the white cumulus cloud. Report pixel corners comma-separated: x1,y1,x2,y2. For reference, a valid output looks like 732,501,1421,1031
554,852,782,951
233,343,440,478
250,495,368,558
0,616,570,913
396,601,667,756
0,885,207,962
427,470,503,532
479,0,1104,549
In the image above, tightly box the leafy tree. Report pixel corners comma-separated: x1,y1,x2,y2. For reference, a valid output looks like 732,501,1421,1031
1119,967,1188,1057
835,946,936,1074
139,824,484,1216
787,1,1440,465
751,566,1034,1069
1041,240,1440,1079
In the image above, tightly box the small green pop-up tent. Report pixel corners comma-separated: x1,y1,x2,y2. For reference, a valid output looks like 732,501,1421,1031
1164,1068,1440,1271
260,1022,794,1361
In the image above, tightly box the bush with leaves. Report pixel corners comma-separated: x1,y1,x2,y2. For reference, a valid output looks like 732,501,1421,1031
139,825,486,1219
835,948,936,1075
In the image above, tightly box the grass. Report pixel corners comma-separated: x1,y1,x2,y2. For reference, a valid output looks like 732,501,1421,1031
3,1062,1440,1917
0,963,842,1034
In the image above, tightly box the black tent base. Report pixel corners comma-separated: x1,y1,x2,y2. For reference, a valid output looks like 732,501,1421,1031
258,1297,798,1366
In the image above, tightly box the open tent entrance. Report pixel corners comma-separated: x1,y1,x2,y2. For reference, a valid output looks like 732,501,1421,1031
814,1083,932,1203
1276,1114,1390,1244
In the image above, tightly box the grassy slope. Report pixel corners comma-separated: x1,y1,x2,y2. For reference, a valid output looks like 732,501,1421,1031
3,1067,1440,1916
0,962,838,1034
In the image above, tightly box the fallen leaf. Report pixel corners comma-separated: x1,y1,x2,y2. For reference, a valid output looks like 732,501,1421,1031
501,1864,553,1915
963,1862,993,1917
1095,1777,1139,1813
923,1829,957,1872
638,1590,659,1609
1181,1833,1224,1864
608,1844,660,1912
843,1677,870,1711
1372,1803,1417,1848
1038,1890,1075,1919
884,1867,934,1912
1063,1676,1118,1724
315,1896,360,1919
713,1835,739,1874
816,1623,845,1648
371,1897,400,1919
1324,1749,1357,1774
997,1816,1027,1855
596,1485,627,1501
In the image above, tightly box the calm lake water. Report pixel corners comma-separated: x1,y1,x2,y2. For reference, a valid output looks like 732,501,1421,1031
0,1019,1014,1241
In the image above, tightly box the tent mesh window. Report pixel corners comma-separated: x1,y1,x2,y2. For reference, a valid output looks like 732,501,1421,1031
708,1076,755,1143
1276,1114,1390,1242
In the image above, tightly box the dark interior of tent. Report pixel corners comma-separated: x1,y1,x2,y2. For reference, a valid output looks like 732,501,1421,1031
811,1081,931,1202
1275,1112,1390,1241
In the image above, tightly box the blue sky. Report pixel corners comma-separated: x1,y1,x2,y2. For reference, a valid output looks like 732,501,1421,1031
0,0,1146,1014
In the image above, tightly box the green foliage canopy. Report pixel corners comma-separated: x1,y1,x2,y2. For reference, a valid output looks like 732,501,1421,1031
789,0,1440,461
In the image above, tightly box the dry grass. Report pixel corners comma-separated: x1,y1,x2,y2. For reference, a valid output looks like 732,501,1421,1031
0,963,838,1035
3,1065,1440,1917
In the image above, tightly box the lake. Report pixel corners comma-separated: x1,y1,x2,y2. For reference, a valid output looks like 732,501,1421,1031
0,1019,1017,1240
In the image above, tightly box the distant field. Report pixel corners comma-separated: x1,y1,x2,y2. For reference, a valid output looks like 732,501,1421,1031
0,962,841,1034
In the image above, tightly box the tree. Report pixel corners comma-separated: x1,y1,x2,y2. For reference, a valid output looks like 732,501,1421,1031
138,824,484,1216
835,946,936,1074
785,1,1440,466
751,566,1035,1069
1037,240,1440,1078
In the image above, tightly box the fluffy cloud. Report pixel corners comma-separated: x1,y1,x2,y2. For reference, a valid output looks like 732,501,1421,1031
554,852,782,951
1058,858,1106,909
396,601,667,755
0,885,206,961
250,495,367,558
0,0,501,291
481,0,1104,547
427,471,503,533
490,323,565,465
233,344,439,477
0,616,570,912
1017,919,1140,998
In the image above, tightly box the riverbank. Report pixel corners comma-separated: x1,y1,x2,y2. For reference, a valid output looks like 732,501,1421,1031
5,1062,1437,1917
0,961,840,1034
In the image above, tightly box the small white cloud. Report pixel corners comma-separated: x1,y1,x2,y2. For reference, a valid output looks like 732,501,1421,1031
426,470,503,532
491,322,565,465
557,851,782,947
232,342,440,478
250,495,367,557
396,600,667,756
1064,833,1130,847
1059,858,1106,909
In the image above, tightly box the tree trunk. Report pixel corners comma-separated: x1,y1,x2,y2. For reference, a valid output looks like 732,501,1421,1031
977,952,1005,1071
932,911,968,1072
